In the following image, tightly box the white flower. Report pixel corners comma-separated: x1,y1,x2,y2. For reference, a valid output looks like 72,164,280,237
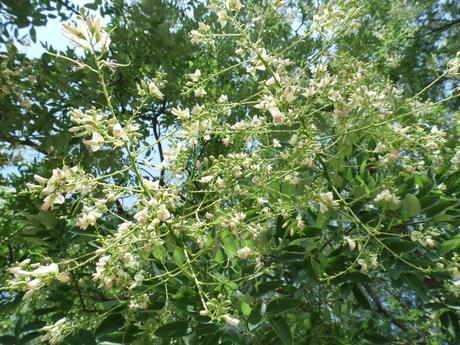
56,273,71,283
32,263,59,277
319,192,338,213
149,81,164,100
7,267,32,277
33,174,48,184
134,208,149,224
200,175,214,184
374,189,400,205
273,139,281,148
451,149,460,170
190,30,202,43
373,142,386,153
218,10,228,27
191,104,204,115
41,318,67,345
112,123,125,138
218,94,228,103
157,204,171,222
217,177,226,187
235,47,245,56
195,87,207,98
117,221,132,234
199,309,209,316
99,30,111,53
21,99,33,109
425,236,436,247
225,0,243,12
27,278,43,290
61,15,110,52
237,246,253,260
358,259,368,273
83,132,104,152
222,314,240,327
344,236,356,251
171,107,190,120
27,183,42,191
85,15,101,34
320,192,334,202
41,193,65,211
189,69,201,82
222,137,231,146
77,206,103,230
143,179,160,190
268,106,284,125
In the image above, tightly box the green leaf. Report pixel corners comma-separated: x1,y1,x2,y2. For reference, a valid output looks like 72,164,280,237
269,317,292,345
33,307,58,316
95,314,124,337
20,331,42,343
418,182,434,198
213,248,225,264
173,248,185,266
98,328,138,344
402,194,421,217
401,273,427,299
154,321,189,338
0,336,16,345
29,27,36,43
382,238,418,253
70,229,98,238
433,213,457,222
424,199,459,217
266,298,301,315
352,285,371,309
332,271,370,285
222,231,237,257
63,330,96,345
152,245,167,261
240,302,251,316
440,237,460,253
0,294,22,314
251,280,282,297
302,226,322,237
21,320,46,332
35,211,58,228
193,323,218,336
363,333,392,344
247,303,263,331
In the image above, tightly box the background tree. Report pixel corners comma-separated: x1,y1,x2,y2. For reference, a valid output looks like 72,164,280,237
0,0,459,344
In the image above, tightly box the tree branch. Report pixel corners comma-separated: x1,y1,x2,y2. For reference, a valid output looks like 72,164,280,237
151,99,167,186
57,0,80,16
16,138,48,155
420,18,460,37
362,284,409,332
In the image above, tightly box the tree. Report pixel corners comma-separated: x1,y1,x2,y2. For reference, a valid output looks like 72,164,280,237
1,0,460,344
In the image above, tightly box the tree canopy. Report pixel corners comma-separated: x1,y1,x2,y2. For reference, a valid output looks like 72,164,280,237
0,0,460,344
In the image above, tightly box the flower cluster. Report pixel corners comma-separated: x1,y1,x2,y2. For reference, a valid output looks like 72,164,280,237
199,294,240,327
7,2,460,343
28,166,91,211
69,108,139,151
40,318,69,345
61,10,110,52
410,227,439,248
374,189,400,205
7,260,69,300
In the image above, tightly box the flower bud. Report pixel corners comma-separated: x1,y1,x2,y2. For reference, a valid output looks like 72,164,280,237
222,314,240,327
112,123,125,138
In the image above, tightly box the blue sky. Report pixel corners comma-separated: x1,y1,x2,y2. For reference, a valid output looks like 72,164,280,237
16,0,107,58
2,1,165,181
1,1,99,178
